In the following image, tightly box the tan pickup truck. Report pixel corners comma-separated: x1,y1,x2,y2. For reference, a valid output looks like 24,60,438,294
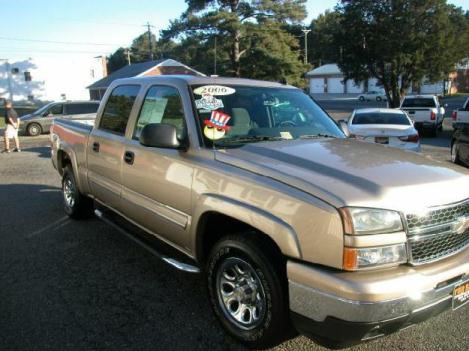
51,76,469,348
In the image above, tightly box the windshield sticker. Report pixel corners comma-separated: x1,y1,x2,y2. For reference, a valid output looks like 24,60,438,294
195,94,224,111
194,85,236,96
204,110,231,140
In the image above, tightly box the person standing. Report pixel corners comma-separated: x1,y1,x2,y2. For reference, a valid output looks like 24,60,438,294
3,100,21,153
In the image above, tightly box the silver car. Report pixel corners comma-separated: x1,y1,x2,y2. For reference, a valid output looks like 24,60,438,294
347,108,421,152
19,101,99,136
358,90,387,102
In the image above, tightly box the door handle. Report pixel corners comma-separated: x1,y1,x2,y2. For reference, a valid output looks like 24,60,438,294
124,151,135,165
92,142,100,152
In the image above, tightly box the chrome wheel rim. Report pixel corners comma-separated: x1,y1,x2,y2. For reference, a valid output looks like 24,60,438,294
29,125,39,135
63,178,75,208
216,257,266,330
451,144,458,163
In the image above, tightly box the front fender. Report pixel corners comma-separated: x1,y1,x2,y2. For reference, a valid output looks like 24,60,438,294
191,194,302,260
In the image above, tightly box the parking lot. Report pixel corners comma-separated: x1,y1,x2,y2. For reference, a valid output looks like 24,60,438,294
0,98,468,351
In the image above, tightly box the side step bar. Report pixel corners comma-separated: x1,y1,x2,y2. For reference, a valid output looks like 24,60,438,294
94,209,200,274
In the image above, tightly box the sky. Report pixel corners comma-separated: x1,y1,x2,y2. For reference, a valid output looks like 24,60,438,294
0,0,468,61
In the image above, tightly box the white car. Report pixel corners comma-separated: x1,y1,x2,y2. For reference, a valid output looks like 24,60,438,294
358,91,387,102
347,108,420,152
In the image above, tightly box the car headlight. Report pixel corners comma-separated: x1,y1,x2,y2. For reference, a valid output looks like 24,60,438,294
343,244,407,270
340,207,403,235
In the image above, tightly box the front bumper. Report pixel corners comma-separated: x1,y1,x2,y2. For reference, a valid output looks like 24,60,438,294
288,248,469,347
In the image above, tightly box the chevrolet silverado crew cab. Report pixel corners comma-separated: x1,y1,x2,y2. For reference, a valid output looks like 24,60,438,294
400,95,445,137
51,76,469,349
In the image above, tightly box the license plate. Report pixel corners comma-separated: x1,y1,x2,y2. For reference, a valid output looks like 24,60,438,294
375,136,389,144
453,279,469,310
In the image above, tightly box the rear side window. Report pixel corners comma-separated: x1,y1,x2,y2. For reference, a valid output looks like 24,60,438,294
48,104,63,115
401,98,436,108
66,103,99,115
100,85,140,135
133,85,185,139
352,112,411,125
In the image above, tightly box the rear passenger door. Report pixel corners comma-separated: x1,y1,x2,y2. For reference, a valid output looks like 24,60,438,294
120,85,194,249
87,85,140,210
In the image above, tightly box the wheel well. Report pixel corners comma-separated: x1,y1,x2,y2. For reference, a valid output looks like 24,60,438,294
57,150,72,176
196,212,284,266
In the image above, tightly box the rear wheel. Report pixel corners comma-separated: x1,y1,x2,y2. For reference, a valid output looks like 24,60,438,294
27,122,42,136
429,126,437,137
376,96,382,102
359,96,365,102
62,165,93,219
206,234,288,349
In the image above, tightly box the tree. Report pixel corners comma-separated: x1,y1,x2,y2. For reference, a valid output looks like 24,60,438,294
309,10,342,67
334,0,469,107
163,0,307,77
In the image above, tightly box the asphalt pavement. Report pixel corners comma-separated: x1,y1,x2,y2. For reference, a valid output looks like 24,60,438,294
0,115,468,350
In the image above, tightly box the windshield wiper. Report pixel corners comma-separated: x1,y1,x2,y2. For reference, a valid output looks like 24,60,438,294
216,135,286,145
299,134,337,139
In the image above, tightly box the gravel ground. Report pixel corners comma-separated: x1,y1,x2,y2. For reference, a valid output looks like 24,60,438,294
0,130,467,351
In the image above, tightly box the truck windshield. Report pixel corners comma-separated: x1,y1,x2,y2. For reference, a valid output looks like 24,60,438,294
401,98,436,108
191,85,344,147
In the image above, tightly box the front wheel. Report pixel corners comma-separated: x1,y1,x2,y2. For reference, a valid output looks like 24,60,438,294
207,235,288,349
27,122,42,136
451,141,461,164
62,165,93,219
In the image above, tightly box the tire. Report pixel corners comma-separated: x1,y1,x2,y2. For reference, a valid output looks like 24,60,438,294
451,141,461,164
429,127,437,137
26,122,42,136
376,96,382,102
62,164,93,219
206,234,288,349
359,96,365,102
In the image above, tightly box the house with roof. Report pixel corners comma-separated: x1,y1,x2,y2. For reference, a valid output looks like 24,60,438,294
87,59,205,100
306,63,449,95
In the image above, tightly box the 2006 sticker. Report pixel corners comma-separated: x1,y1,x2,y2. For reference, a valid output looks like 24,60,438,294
194,85,235,96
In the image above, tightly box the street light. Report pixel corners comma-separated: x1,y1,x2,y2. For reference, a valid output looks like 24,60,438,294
0,58,13,101
302,29,311,64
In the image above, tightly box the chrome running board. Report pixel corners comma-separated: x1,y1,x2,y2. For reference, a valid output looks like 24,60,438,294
94,209,200,274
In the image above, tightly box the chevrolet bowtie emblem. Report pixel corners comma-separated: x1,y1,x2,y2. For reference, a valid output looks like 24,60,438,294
453,216,469,235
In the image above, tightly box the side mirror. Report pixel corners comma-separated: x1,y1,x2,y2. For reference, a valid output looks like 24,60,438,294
139,123,186,149
338,120,350,137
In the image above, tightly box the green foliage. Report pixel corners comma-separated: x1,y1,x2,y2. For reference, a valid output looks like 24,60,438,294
334,0,469,106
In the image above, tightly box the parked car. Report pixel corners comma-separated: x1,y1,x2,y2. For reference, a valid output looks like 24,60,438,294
400,95,445,137
451,97,469,130
51,76,469,349
358,90,387,102
451,123,469,167
19,100,99,136
347,108,420,152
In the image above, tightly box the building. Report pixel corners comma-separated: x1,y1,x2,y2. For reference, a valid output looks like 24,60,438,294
87,59,205,100
0,56,106,102
306,64,447,95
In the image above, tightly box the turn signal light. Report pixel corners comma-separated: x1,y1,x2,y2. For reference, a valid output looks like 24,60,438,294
343,248,358,271
399,134,419,143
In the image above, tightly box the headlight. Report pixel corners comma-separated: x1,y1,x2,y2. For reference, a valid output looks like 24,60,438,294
340,207,403,235
343,244,407,270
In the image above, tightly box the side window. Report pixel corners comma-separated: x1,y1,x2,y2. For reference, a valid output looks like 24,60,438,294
133,85,185,139
49,104,63,115
100,85,140,135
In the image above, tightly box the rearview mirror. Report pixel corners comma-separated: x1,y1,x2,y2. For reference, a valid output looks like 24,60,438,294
139,123,186,149
338,120,350,137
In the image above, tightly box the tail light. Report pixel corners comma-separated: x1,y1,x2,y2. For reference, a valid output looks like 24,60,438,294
452,111,457,121
430,111,436,120
399,134,419,143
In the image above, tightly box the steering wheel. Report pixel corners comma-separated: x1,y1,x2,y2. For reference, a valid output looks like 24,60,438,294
279,120,296,127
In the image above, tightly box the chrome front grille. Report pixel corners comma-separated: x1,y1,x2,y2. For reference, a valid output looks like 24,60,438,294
406,199,469,264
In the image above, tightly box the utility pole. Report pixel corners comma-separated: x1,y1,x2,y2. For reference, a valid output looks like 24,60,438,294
144,22,155,61
0,59,13,101
213,36,217,75
302,29,311,65
124,48,131,65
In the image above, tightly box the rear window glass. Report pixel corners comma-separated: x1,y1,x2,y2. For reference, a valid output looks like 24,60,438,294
99,85,140,135
352,112,411,125
401,98,436,108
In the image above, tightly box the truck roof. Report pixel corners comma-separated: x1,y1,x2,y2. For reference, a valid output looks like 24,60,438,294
403,95,437,99
111,75,298,89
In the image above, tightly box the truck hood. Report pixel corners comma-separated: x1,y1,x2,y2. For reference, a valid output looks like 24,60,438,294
215,139,469,213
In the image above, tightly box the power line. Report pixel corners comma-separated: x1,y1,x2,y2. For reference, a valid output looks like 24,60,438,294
0,36,121,47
